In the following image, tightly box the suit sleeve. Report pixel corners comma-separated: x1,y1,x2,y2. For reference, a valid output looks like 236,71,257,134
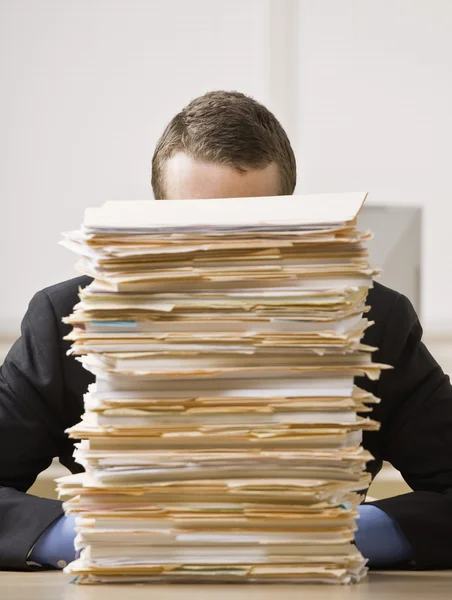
370,293,452,569
0,290,66,570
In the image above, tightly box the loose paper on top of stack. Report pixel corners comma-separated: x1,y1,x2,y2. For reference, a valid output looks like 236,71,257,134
58,193,387,584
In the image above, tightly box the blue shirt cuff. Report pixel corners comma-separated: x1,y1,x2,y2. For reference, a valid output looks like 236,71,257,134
29,514,77,569
355,504,413,568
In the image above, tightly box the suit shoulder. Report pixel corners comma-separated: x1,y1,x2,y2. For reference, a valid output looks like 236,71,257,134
40,275,93,318
365,281,420,348
367,281,400,318
364,281,400,346
367,281,418,323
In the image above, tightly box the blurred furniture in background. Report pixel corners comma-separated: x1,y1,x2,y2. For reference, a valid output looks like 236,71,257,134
358,205,422,313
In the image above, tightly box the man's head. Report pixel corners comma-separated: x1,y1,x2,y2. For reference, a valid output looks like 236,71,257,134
151,91,296,200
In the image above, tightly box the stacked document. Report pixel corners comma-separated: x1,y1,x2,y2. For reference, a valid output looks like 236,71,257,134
58,193,386,584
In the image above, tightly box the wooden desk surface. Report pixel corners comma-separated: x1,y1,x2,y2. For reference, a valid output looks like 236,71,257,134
2,571,452,600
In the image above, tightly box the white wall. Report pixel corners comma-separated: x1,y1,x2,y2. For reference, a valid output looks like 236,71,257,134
0,0,275,335
296,0,452,331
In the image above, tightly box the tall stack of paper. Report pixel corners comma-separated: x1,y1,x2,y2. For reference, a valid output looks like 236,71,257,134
58,193,386,584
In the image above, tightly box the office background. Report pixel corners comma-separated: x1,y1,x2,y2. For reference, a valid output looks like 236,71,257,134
1,0,452,498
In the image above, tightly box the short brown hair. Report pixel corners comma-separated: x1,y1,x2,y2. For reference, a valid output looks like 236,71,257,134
151,90,297,199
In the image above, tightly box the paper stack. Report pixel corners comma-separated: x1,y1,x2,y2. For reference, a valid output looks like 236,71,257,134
58,193,386,584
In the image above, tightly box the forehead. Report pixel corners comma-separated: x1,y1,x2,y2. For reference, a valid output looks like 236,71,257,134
163,152,280,199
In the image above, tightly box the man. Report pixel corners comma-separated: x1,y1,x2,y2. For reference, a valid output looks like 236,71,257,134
1,91,452,571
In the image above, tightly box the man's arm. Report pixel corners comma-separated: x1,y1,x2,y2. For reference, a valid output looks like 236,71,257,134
355,503,413,567
0,290,69,569
367,293,452,569
28,514,76,568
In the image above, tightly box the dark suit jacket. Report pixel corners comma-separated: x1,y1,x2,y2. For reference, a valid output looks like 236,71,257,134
1,276,452,570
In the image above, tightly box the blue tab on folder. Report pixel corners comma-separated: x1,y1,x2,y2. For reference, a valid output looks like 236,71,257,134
91,321,137,327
